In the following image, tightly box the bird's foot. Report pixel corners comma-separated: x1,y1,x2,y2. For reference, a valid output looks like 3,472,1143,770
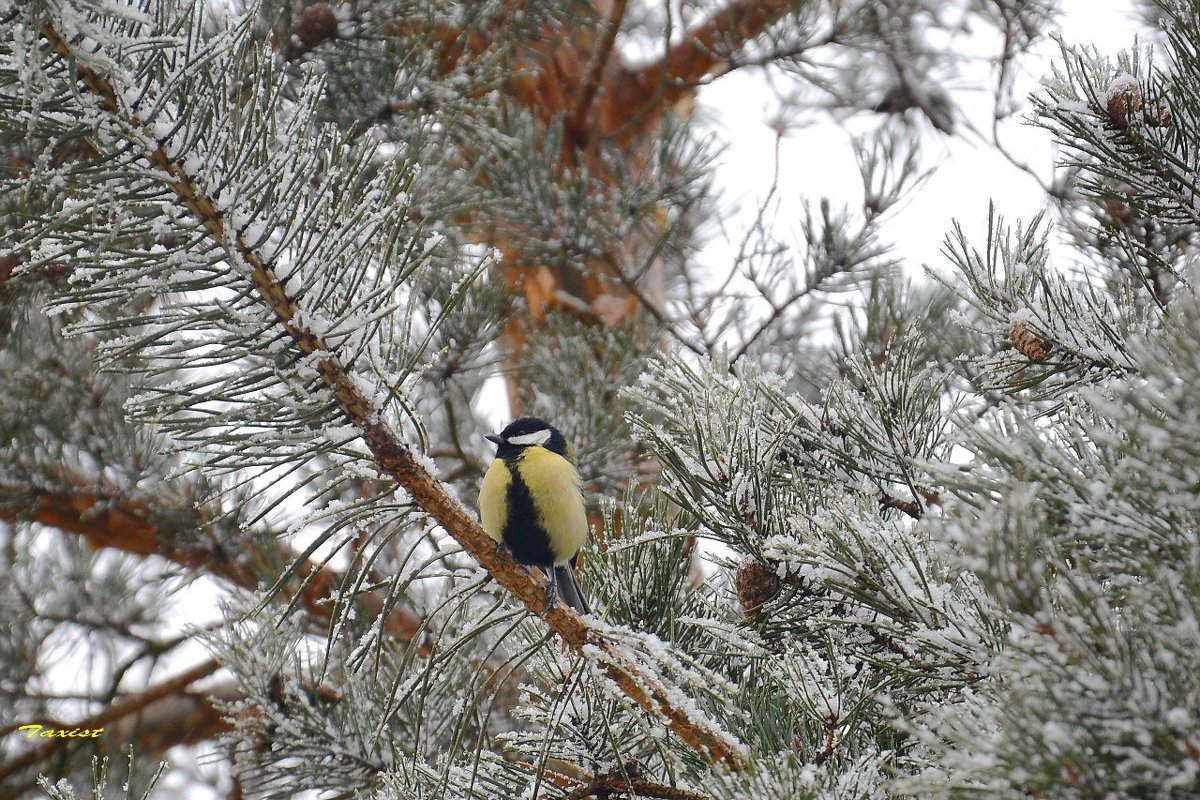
541,581,559,617
539,567,560,617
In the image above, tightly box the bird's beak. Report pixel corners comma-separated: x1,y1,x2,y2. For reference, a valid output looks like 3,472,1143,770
486,434,504,446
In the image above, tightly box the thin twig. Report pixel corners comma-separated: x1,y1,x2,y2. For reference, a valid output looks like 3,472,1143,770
564,778,712,800
814,711,839,765
610,265,708,356
642,0,796,103
880,492,922,520
702,25,845,85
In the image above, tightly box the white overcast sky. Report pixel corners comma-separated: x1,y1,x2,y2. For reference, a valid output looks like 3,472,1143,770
694,0,1140,281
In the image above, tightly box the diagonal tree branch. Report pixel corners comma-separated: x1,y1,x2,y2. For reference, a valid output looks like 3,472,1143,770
39,20,749,770
0,476,423,642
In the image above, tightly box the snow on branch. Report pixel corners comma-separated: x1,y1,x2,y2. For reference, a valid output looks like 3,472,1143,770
23,3,744,772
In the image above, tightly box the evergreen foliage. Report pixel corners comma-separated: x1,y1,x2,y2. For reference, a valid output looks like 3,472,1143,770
1,0,1196,798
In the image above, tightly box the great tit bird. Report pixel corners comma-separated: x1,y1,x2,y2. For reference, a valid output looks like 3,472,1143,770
479,417,591,615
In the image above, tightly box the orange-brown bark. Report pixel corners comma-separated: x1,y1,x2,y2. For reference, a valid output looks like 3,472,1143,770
644,0,797,99
0,478,422,642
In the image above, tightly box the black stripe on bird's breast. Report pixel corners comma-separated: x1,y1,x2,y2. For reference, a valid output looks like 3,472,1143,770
502,465,555,568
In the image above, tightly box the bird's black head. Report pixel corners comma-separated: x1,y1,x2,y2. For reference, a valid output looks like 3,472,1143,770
486,417,568,459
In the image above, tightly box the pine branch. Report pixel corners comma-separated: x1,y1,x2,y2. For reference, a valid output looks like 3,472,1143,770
364,4,502,81
354,422,750,767
38,19,748,771
0,476,423,641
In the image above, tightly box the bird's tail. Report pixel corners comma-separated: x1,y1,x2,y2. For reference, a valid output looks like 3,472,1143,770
553,563,591,615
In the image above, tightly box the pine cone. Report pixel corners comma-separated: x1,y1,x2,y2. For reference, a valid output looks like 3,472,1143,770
1144,101,1173,128
1105,76,1142,130
735,560,780,613
1010,320,1048,362
293,4,338,52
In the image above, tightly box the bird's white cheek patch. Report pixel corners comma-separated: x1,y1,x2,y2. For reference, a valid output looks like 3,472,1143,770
506,429,552,447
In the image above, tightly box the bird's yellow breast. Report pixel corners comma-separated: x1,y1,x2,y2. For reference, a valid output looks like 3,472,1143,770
515,446,588,560
478,446,588,565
